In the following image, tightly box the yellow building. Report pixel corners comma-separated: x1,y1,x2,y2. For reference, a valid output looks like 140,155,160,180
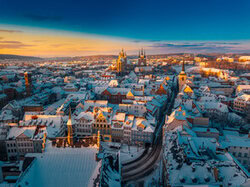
183,85,193,93
92,108,112,142
239,56,250,62
117,49,127,73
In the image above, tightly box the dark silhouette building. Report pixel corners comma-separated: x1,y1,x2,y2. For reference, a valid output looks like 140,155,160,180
24,72,32,96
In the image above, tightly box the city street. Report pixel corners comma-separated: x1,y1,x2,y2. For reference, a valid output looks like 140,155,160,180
121,81,177,186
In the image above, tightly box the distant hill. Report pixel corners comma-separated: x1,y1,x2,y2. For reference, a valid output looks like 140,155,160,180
0,54,43,61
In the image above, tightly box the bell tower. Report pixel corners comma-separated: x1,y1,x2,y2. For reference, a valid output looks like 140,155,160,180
138,48,147,66
178,60,187,92
24,72,32,96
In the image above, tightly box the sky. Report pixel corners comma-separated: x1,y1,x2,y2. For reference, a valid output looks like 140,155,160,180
0,0,250,57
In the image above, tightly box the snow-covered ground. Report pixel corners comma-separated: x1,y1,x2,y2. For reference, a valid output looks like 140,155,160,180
144,158,163,187
101,142,145,164
16,141,101,187
120,145,145,164
125,149,163,187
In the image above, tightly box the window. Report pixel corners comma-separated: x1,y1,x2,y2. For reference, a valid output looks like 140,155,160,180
238,152,242,157
244,153,248,157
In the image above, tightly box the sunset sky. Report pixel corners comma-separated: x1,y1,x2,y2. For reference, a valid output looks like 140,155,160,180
0,0,250,57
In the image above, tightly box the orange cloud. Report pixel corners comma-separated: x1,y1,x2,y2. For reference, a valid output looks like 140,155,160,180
0,24,145,57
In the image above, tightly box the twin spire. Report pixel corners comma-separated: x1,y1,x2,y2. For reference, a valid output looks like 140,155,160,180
138,48,146,58
120,48,126,57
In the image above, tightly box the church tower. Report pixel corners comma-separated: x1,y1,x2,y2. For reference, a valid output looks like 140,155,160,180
138,48,147,66
117,49,127,74
24,72,32,96
178,59,187,92
67,107,74,146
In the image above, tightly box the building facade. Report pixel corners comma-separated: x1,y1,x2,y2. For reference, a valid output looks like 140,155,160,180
5,127,44,160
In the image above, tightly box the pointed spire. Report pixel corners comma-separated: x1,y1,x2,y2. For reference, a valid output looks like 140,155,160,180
67,107,72,127
67,106,73,146
141,48,143,56
144,49,146,58
68,106,72,120
138,49,141,58
182,58,185,72
120,48,124,56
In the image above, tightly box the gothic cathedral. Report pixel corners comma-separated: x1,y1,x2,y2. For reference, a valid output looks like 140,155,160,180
117,49,127,73
138,48,147,66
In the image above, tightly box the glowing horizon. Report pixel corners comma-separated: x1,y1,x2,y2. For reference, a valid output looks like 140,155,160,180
1,24,250,57
0,24,147,57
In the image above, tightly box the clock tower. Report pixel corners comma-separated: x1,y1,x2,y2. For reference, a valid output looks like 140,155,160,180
178,60,187,92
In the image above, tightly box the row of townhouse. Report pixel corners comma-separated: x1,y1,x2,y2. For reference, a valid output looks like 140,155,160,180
118,102,147,117
5,126,46,160
233,94,250,121
4,114,66,160
166,78,250,175
73,107,155,145
95,80,171,104
221,131,250,172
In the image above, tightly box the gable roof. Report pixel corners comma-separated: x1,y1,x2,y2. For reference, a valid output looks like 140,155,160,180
7,126,36,140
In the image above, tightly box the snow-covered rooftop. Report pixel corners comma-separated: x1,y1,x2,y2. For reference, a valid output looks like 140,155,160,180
16,147,100,187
